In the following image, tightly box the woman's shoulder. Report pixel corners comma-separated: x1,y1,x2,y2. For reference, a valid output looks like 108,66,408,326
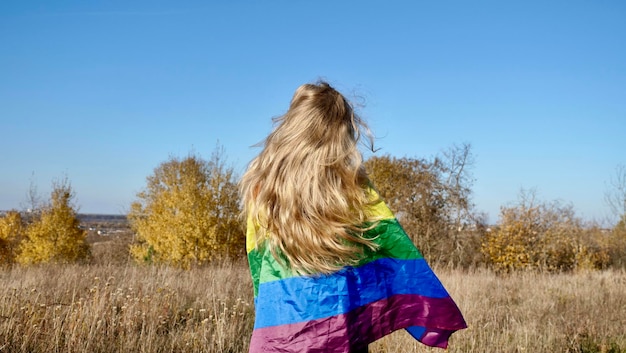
363,186,395,220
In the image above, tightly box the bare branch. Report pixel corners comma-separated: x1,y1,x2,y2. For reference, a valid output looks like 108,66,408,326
605,164,626,221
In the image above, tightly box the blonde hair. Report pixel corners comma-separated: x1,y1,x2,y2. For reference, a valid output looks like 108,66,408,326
240,81,379,274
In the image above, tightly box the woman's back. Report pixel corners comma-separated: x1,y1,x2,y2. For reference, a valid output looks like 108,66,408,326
240,81,466,353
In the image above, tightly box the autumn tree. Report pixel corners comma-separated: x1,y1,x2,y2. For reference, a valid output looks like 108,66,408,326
128,148,243,269
17,178,90,265
365,143,479,266
366,155,446,257
0,211,24,265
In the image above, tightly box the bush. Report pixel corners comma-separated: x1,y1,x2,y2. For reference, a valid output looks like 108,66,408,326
0,211,24,265
482,190,609,272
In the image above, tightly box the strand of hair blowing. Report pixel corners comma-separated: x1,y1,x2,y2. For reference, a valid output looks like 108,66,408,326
240,81,379,274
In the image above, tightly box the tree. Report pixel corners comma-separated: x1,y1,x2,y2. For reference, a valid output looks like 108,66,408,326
436,143,479,266
606,208,626,269
366,154,447,258
17,178,90,265
128,148,243,269
602,164,626,268
0,211,24,265
364,143,477,266
22,173,42,214
605,164,626,223
439,143,475,228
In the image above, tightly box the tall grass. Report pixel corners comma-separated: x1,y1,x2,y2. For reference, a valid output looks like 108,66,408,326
0,262,254,353
1,264,625,353
371,268,626,353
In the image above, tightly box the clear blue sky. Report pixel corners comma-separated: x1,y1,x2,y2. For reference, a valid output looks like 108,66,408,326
1,1,624,224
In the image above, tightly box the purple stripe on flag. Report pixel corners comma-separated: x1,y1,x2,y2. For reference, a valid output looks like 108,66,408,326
249,294,466,353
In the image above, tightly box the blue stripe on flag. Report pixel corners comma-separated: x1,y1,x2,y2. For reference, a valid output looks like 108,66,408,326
254,258,449,328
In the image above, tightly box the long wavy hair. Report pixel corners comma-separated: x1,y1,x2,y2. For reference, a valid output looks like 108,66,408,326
240,81,379,274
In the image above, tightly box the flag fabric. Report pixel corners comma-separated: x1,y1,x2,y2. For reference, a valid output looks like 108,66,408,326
246,188,467,353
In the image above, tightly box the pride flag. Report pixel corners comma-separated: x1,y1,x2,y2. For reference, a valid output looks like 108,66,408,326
246,189,467,353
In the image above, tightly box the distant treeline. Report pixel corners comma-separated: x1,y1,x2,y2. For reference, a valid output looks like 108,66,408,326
77,214,127,223
2,146,626,272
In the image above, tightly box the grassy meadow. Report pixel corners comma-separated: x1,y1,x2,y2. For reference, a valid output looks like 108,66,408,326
1,261,625,353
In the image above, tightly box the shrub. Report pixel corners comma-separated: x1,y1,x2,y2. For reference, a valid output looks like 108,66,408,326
0,210,24,265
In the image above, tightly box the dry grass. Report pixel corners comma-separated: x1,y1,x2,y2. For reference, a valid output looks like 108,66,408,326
1,264,625,353
371,268,626,353
0,262,254,353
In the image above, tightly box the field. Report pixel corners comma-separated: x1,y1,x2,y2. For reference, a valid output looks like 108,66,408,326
1,261,625,353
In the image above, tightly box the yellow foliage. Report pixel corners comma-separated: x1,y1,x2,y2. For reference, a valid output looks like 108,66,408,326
574,244,609,272
482,191,610,272
482,221,534,272
16,180,90,265
0,211,24,265
128,151,243,269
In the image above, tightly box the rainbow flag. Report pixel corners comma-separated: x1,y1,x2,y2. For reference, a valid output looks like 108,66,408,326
246,189,467,353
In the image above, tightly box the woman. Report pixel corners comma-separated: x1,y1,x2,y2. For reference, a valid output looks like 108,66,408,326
240,81,466,353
